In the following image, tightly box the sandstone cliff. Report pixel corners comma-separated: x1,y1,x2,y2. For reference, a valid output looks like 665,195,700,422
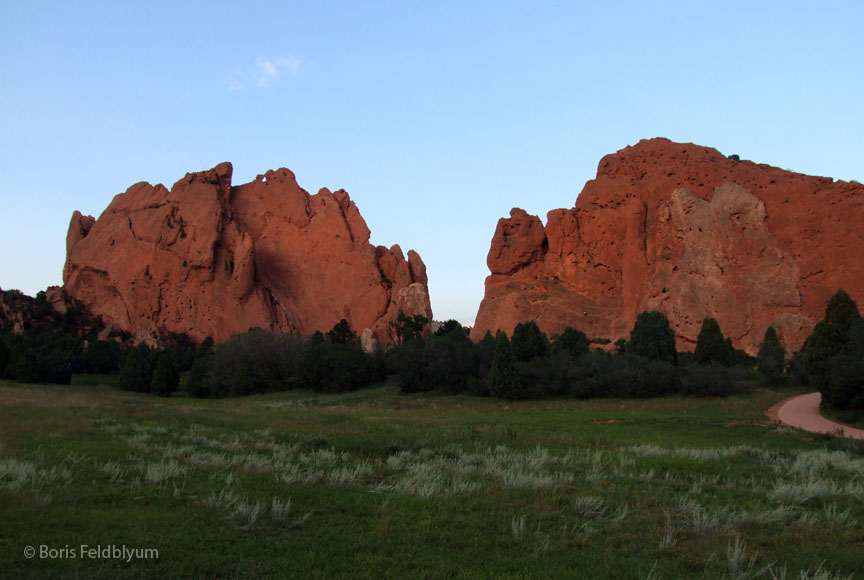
63,163,432,345
473,138,864,355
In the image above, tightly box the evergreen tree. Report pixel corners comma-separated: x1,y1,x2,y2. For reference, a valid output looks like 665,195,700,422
186,354,211,398
151,354,180,397
309,330,325,344
0,338,10,377
693,318,735,366
552,326,590,359
510,320,550,362
487,331,519,398
83,340,122,374
435,319,465,336
167,333,197,372
119,344,152,393
802,289,861,389
757,326,786,385
14,348,43,383
298,341,371,393
326,319,358,345
197,336,214,357
389,311,428,345
45,347,72,384
823,318,864,410
627,311,677,364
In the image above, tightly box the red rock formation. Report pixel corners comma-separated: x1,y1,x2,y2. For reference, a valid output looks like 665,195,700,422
63,163,432,345
473,138,864,355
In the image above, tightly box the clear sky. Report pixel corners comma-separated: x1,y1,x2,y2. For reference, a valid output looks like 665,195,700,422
1,1,862,325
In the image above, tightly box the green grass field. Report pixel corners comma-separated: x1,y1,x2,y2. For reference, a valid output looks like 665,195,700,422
1,378,862,579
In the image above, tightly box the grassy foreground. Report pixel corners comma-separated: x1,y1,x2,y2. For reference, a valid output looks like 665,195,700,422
1,379,862,579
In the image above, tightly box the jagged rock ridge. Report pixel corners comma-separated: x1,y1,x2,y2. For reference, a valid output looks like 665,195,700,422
63,163,432,345
473,138,864,355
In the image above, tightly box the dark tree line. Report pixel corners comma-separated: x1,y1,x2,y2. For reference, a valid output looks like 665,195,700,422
5,292,863,410
394,314,752,400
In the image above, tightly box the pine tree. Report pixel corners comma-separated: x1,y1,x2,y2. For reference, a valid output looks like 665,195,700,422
151,354,180,397
14,348,43,383
627,311,677,364
802,289,860,386
186,354,211,398
552,327,591,359
0,339,10,377
326,319,358,345
823,319,864,410
488,331,518,398
757,326,786,385
119,344,152,393
693,318,735,366
802,289,863,409
83,340,122,373
510,321,550,362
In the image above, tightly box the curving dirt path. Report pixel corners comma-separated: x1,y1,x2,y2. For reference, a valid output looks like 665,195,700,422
767,392,864,440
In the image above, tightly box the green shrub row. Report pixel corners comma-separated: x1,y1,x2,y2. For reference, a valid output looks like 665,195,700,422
4,290,862,409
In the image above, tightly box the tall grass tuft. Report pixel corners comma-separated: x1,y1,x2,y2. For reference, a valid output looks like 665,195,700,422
510,515,527,541
143,460,188,485
768,480,834,506
725,536,758,580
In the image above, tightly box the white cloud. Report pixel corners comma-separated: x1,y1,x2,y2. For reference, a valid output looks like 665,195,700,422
254,56,302,87
228,56,303,91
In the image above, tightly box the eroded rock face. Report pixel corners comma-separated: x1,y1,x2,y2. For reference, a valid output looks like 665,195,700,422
473,138,864,354
63,163,432,345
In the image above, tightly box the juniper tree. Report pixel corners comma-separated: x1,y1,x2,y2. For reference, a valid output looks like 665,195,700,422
510,320,550,362
326,319,358,345
83,340,122,374
802,289,863,409
389,311,428,345
119,344,152,393
488,331,519,398
0,339,9,377
693,318,735,366
552,326,591,359
627,311,677,365
757,326,786,385
802,289,860,385
823,318,864,410
151,354,180,397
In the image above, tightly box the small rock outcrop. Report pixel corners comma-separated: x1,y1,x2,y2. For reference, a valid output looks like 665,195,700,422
63,163,432,345
473,138,864,354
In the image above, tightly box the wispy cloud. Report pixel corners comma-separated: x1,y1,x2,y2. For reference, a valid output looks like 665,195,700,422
256,57,302,86
228,56,303,91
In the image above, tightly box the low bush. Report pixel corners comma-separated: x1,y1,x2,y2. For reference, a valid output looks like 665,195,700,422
579,354,678,398
678,364,740,397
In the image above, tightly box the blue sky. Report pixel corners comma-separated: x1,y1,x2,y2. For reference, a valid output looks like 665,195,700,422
1,1,862,325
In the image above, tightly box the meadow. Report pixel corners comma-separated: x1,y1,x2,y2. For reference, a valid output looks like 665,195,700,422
1,377,862,579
